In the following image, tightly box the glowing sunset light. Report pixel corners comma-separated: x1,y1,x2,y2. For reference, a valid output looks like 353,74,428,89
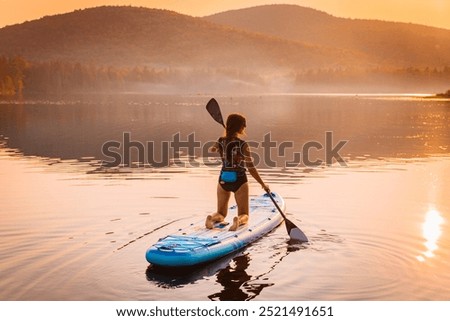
416,208,444,262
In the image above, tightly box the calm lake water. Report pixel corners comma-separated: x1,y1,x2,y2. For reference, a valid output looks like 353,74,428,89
0,94,449,300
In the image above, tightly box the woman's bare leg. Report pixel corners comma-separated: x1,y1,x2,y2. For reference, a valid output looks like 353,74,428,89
229,182,249,231
206,184,231,229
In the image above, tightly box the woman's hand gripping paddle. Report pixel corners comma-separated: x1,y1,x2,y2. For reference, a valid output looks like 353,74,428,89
205,98,308,243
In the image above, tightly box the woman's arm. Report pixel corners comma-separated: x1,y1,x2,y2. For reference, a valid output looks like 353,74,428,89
243,142,269,191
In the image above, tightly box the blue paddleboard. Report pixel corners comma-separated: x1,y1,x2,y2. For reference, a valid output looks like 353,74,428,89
145,192,285,267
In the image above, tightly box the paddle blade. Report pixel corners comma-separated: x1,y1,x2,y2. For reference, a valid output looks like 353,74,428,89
206,98,225,128
287,222,309,243
265,190,308,243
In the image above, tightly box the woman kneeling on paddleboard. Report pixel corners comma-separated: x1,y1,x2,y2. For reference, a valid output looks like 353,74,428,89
206,113,269,231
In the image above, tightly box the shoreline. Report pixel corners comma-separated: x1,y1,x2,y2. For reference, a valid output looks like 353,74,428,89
2,92,450,105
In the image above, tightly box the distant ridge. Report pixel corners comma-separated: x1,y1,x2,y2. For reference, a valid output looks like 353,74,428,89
0,6,362,70
2,5,449,69
205,4,450,67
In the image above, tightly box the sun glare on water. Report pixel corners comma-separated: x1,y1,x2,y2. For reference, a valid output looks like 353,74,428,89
416,208,444,262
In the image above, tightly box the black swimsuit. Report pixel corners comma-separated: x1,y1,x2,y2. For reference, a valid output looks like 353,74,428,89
217,137,247,193
219,171,248,192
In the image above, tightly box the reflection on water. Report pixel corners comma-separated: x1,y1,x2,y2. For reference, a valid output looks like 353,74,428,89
0,95,449,167
417,208,444,262
208,254,264,301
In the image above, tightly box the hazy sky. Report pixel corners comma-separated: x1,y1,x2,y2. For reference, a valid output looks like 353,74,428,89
1,0,450,30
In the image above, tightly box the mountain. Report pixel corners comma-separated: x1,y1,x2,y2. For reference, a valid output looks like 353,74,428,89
1,5,449,95
0,6,364,70
3,5,449,70
205,4,450,68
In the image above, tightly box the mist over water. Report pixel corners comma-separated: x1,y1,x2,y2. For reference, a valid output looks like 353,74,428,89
0,94,449,300
1,94,448,163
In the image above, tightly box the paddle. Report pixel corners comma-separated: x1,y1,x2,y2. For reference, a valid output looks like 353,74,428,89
264,189,309,243
206,98,225,128
205,98,308,243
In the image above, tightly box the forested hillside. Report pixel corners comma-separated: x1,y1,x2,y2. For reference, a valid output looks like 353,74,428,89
1,5,449,97
205,4,450,68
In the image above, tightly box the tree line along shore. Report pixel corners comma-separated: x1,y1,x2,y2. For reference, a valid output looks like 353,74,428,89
1,56,450,97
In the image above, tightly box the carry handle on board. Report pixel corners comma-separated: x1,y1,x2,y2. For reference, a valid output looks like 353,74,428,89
206,98,308,243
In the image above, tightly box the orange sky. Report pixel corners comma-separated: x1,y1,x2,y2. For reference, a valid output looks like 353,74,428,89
1,0,450,30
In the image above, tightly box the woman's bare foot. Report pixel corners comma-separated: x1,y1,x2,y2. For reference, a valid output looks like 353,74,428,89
229,214,248,231
228,217,239,231
205,213,225,229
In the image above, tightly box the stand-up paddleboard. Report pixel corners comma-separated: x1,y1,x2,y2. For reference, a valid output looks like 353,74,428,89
146,192,285,267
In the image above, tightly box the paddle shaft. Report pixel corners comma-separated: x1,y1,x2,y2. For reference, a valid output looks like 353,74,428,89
266,189,308,242
265,189,288,221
